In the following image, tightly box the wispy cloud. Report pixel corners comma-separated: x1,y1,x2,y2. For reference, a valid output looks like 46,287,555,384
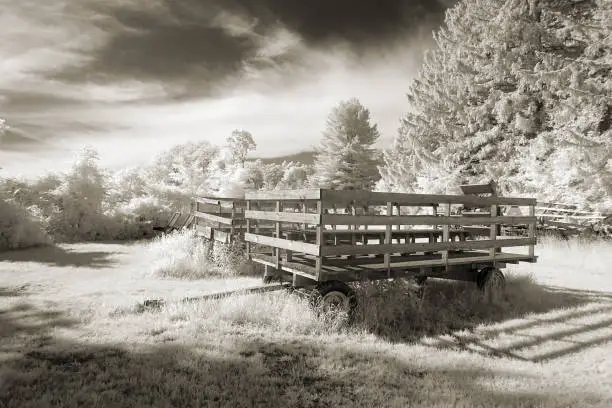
0,0,452,178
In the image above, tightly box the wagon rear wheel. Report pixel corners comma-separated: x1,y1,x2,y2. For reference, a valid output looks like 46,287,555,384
476,267,506,303
310,280,358,322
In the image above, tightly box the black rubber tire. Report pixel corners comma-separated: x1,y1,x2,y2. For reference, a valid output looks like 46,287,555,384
310,280,358,321
476,267,506,303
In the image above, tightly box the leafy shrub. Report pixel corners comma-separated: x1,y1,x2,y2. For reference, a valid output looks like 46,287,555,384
0,197,52,251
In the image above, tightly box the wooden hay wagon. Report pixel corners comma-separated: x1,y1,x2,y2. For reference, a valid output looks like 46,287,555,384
177,184,538,318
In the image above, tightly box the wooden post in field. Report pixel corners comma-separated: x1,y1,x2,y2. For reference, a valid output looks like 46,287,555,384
315,199,324,281
385,201,392,278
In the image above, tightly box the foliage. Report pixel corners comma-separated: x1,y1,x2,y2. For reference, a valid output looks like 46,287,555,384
0,193,52,251
311,98,382,190
226,129,257,168
378,0,611,209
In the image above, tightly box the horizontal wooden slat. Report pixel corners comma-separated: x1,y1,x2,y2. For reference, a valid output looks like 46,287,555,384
320,189,536,207
245,189,322,201
245,210,321,224
321,237,535,256
463,227,493,236
193,211,234,225
194,202,243,214
244,233,321,256
195,197,244,208
537,214,605,220
459,183,496,195
363,252,537,269
321,215,536,226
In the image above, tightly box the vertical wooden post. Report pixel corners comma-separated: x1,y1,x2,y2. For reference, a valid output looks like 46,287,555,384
385,201,392,278
230,202,236,238
490,204,498,259
432,204,439,243
275,200,281,269
528,205,536,258
442,203,450,267
395,203,401,242
301,200,307,231
245,200,251,258
315,200,324,281
217,200,221,233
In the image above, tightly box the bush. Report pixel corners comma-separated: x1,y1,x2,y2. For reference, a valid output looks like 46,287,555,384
0,198,52,251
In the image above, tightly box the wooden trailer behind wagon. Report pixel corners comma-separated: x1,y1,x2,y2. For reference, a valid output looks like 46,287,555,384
180,185,538,316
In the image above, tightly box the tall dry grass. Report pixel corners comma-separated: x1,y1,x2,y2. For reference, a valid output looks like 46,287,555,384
146,230,258,280
134,234,610,344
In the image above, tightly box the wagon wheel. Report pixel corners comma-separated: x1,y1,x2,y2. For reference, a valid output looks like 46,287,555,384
414,276,428,300
476,267,506,304
310,280,358,322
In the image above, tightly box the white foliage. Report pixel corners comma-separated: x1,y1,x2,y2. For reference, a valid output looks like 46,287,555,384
379,0,611,208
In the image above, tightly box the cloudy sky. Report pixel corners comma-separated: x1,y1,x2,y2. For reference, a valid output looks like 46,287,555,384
0,0,454,178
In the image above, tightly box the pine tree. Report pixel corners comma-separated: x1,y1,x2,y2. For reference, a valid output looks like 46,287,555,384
379,0,611,208
311,98,381,190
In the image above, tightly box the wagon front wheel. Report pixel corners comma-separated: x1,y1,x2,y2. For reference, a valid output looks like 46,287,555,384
310,280,358,321
476,267,506,303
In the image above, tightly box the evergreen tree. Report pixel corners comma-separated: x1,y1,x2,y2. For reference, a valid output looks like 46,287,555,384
311,98,381,190
379,0,611,208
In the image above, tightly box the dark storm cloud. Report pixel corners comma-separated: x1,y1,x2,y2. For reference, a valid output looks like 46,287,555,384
239,0,449,46
55,0,454,97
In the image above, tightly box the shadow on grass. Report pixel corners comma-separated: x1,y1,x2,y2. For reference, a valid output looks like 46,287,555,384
351,276,612,362
356,279,612,363
0,245,118,268
0,303,79,354
0,303,601,408
0,284,30,297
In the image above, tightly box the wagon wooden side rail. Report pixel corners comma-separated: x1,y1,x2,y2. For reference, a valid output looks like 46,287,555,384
243,188,538,289
191,196,247,244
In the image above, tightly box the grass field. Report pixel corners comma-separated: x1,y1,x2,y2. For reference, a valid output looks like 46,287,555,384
1,235,611,407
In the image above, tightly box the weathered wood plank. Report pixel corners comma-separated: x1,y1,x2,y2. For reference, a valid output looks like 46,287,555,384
194,202,243,214
193,211,236,225
245,189,322,201
362,253,536,270
245,210,321,224
251,255,318,279
321,237,535,257
460,182,497,195
320,189,536,207
321,215,536,226
195,197,243,207
244,233,321,256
